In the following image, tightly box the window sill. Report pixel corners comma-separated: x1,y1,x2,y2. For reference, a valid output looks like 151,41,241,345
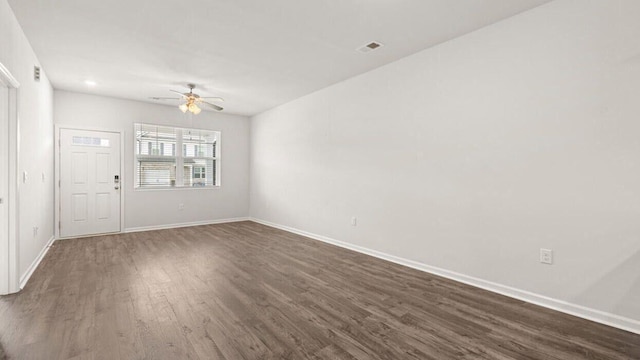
133,185,221,192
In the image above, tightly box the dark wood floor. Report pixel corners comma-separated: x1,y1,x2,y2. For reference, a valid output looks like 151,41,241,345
0,221,638,359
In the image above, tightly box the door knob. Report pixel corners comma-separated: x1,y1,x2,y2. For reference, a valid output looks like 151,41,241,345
115,186,120,190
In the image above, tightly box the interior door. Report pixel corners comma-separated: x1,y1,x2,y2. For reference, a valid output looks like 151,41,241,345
0,84,8,294
60,129,121,237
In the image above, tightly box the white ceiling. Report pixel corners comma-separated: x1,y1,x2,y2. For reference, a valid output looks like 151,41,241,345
8,0,551,116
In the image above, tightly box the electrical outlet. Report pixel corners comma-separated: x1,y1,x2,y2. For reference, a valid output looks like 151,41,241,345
540,248,553,264
351,217,357,226
178,203,184,210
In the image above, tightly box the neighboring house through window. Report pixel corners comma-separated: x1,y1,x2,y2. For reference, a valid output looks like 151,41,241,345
134,123,220,189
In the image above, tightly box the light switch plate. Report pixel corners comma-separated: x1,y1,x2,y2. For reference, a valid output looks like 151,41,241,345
540,248,553,265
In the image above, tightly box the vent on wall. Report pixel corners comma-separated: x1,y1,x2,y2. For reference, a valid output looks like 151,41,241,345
357,41,384,53
34,66,41,81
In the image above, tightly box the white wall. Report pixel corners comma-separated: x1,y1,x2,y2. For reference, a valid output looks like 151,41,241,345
251,0,640,330
0,0,55,283
55,91,250,230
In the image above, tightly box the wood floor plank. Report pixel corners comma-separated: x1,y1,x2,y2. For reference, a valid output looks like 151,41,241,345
0,221,638,359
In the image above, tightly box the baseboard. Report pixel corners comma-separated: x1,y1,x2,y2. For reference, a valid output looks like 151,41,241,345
250,217,640,335
20,235,56,290
124,217,251,233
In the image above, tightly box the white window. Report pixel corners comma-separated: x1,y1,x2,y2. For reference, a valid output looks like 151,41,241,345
134,123,220,189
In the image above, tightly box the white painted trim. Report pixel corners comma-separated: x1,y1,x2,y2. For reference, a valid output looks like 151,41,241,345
55,230,122,241
10,86,19,293
54,126,60,239
250,218,640,335
124,217,250,233
55,125,125,239
19,236,55,289
0,62,20,88
55,217,249,240
120,128,126,235
0,62,20,294
0,80,9,295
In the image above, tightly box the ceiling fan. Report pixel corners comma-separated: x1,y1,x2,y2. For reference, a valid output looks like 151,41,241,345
151,84,224,114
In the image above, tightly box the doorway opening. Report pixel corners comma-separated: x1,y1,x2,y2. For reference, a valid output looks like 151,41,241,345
0,62,19,295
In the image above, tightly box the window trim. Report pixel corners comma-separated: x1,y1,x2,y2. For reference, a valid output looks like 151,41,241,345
133,123,221,190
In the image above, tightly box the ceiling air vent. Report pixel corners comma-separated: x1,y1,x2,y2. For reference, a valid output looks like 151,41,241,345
34,66,41,81
357,41,384,53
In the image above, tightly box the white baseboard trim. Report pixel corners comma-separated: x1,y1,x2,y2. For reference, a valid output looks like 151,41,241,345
250,218,640,335
20,235,56,290
124,217,251,233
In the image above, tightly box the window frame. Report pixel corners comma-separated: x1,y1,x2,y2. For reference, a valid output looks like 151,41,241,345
134,123,221,191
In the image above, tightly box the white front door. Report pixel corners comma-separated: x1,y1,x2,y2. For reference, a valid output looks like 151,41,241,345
60,129,121,238
0,85,8,294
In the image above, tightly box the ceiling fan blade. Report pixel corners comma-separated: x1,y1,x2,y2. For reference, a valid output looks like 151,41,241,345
150,97,181,100
199,97,225,102
169,90,189,97
201,101,223,111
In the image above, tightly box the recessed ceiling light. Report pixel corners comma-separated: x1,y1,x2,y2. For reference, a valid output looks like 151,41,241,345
85,80,97,87
356,41,384,53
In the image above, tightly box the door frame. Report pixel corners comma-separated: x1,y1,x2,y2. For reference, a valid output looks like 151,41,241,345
55,125,125,239
0,62,20,295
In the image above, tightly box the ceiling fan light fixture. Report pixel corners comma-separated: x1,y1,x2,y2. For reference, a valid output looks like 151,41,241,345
156,84,223,114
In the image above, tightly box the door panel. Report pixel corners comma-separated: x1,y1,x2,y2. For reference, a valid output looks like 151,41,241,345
71,194,88,221
96,153,110,183
60,129,120,237
96,193,110,219
72,152,88,184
